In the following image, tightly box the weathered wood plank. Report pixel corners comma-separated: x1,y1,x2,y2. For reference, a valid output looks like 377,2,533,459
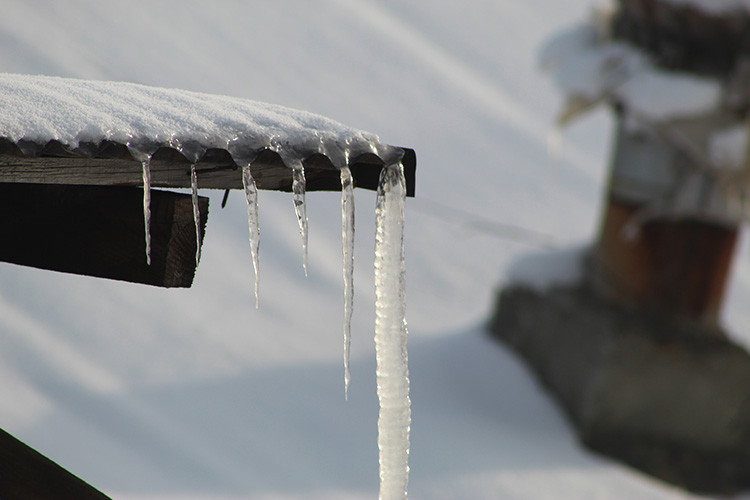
0,427,111,500
0,146,417,196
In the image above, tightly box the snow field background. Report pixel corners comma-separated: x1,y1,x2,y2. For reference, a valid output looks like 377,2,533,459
0,0,747,498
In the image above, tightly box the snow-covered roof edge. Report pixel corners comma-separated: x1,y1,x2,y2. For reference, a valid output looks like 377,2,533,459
0,73,415,195
0,73,405,168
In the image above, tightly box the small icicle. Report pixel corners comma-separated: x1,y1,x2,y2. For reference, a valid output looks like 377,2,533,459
292,167,309,276
142,158,152,266
341,166,355,399
242,164,261,309
374,162,410,500
190,164,202,266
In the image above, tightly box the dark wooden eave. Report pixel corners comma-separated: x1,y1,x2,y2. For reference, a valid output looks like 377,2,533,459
0,138,416,196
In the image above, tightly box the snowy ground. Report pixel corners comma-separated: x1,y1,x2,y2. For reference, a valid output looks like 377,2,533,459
1,0,747,498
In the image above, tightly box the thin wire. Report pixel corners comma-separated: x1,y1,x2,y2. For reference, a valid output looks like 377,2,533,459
411,197,558,249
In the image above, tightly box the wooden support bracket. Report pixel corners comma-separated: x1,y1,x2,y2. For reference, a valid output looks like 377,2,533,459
0,183,208,287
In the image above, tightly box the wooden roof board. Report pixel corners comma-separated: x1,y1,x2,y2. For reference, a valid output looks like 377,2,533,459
0,138,416,196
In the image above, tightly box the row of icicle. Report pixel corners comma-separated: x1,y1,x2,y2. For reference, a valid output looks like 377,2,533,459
141,160,210,270
141,157,409,499
139,158,360,397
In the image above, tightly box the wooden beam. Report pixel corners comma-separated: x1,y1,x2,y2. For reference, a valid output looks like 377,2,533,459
0,140,416,197
0,427,111,500
0,183,208,287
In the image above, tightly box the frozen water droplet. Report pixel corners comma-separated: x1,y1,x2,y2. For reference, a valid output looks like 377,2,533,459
242,164,261,309
190,164,202,266
126,136,159,162
292,167,309,276
374,162,410,500
172,136,206,164
341,166,355,399
142,159,152,266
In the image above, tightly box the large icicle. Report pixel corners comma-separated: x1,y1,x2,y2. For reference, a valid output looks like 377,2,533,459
141,158,152,266
374,163,410,500
341,166,355,399
190,164,202,266
242,164,261,309
292,167,309,276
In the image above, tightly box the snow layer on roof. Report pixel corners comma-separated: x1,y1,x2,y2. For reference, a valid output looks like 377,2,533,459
0,73,399,166
540,24,721,122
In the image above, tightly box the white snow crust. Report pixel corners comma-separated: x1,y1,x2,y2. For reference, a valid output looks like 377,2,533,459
0,73,399,167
